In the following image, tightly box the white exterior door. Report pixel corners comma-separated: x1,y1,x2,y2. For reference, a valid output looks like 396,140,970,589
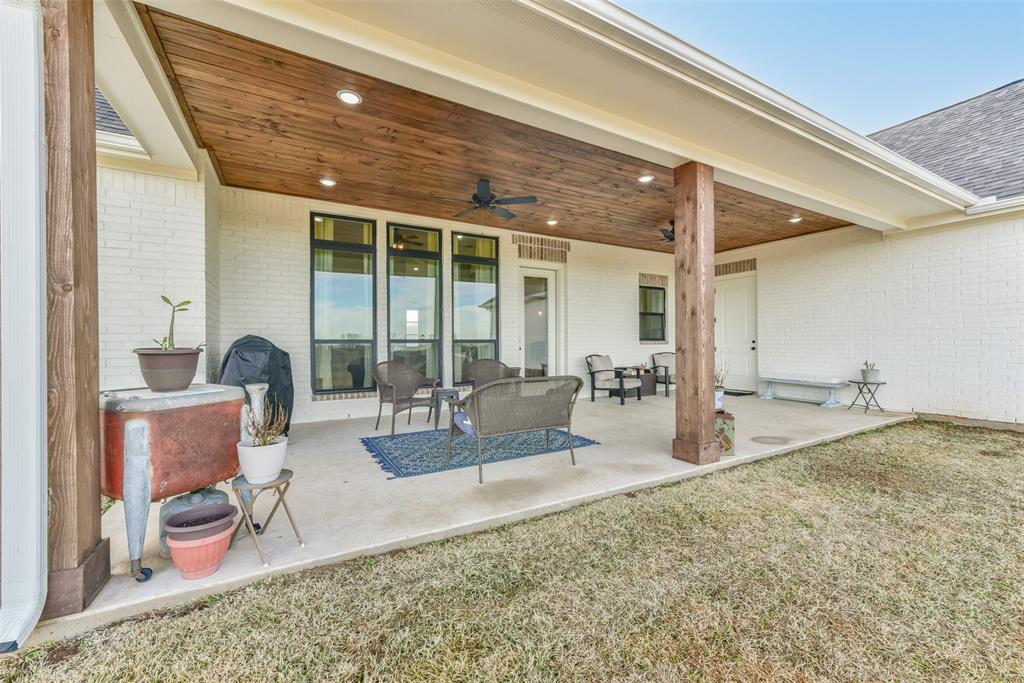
520,268,557,377
714,274,758,391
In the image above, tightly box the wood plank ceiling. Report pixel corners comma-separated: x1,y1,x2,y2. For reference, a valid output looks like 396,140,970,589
138,4,850,253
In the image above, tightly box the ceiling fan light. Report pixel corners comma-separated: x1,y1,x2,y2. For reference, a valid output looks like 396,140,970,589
336,89,362,105
637,174,655,184
318,177,337,187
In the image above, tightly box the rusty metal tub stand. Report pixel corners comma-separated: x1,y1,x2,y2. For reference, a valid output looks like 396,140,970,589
715,410,736,456
231,469,304,567
100,384,244,581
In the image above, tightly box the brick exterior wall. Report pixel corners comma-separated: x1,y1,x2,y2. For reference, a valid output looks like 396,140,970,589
720,219,1024,423
97,166,207,390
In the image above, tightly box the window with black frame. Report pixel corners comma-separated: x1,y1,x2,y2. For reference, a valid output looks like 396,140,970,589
639,285,666,342
310,213,376,392
388,224,441,379
452,233,499,383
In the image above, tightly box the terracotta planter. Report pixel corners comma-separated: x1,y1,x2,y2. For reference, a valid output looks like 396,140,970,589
133,347,203,392
237,437,287,484
163,504,237,580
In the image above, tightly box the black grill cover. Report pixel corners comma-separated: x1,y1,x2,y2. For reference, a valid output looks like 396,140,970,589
218,335,294,434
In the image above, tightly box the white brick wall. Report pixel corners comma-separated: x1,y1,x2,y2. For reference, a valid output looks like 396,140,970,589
725,218,1024,423
97,166,208,390
217,188,674,423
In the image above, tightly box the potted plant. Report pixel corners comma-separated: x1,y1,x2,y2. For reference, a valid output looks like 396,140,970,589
163,503,237,580
714,362,728,410
133,295,204,391
237,401,289,484
861,361,880,383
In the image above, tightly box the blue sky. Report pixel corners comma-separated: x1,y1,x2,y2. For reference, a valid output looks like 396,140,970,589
616,1,1024,133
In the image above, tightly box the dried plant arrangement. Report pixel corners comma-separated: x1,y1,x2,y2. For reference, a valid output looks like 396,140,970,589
244,401,289,447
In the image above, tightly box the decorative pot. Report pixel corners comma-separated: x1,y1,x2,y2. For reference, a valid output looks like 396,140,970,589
715,387,725,410
163,503,237,580
861,368,880,383
237,437,288,484
133,347,203,392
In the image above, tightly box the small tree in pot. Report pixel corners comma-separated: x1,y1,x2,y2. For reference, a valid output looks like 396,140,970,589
237,401,289,484
133,295,204,391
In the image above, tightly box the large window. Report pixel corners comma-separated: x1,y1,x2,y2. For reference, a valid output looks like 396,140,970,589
388,224,442,379
639,285,666,342
452,233,499,383
311,213,376,392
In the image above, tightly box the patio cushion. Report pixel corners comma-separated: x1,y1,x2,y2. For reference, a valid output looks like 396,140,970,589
595,377,642,390
588,355,616,383
453,411,475,437
651,352,675,383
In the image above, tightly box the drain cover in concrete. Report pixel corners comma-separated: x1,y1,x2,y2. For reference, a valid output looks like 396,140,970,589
751,435,793,445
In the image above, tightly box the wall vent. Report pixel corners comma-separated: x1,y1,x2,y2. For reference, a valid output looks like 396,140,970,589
513,233,570,263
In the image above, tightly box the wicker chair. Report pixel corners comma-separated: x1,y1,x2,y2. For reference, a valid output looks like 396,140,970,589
585,354,642,405
372,361,441,436
464,359,521,388
445,376,583,484
651,352,675,398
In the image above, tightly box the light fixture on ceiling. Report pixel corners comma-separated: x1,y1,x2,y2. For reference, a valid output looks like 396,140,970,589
319,177,337,187
546,219,558,226
637,174,655,184
336,89,362,105
788,216,803,223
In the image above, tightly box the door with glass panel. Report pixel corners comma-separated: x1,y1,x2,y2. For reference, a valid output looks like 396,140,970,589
388,224,441,380
521,268,556,377
452,233,499,383
310,214,376,393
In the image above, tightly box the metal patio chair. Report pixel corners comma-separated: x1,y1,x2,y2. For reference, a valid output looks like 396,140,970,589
651,352,675,398
445,376,584,484
585,354,642,405
372,361,440,436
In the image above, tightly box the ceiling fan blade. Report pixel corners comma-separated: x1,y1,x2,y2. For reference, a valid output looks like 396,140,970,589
434,196,474,204
660,227,675,242
455,206,479,218
492,195,537,206
489,205,516,219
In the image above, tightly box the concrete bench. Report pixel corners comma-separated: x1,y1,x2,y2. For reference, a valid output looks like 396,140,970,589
758,375,849,408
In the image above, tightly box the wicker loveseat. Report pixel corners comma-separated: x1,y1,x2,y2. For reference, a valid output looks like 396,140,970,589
445,376,584,484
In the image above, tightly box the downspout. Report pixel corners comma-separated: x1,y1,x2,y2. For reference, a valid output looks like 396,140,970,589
0,0,49,652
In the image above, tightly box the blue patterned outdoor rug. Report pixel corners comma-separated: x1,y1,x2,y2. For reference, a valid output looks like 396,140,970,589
360,428,600,479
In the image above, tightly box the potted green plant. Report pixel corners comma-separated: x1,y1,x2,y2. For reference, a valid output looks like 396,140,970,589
163,503,237,580
133,295,204,391
861,361,880,383
714,362,728,410
237,400,289,484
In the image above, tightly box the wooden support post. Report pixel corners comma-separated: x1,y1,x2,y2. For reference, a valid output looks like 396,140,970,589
672,162,720,465
41,0,110,620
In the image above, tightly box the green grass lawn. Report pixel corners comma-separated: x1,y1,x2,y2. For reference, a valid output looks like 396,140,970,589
4,421,1023,682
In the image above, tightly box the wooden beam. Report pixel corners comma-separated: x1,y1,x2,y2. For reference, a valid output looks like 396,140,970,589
673,162,720,465
41,0,109,619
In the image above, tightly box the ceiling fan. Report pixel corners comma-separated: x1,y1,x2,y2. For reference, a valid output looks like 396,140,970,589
435,178,537,219
660,219,675,243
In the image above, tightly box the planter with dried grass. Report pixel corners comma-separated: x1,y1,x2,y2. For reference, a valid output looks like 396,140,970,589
237,401,290,484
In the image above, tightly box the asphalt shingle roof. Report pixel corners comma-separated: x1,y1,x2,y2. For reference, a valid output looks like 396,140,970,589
94,87,132,137
869,79,1024,200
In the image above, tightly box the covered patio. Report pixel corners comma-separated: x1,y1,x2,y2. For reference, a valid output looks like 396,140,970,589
32,396,908,644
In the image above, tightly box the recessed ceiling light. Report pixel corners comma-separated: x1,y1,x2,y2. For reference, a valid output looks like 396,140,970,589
456,235,463,239
319,177,337,187
637,174,655,184
788,216,802,223
546,219,558,226
336,89,362,105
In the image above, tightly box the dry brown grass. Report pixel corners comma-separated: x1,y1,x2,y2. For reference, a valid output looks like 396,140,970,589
4,421,1023,682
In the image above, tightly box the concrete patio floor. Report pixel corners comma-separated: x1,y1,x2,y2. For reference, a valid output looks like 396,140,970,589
31,394,910,645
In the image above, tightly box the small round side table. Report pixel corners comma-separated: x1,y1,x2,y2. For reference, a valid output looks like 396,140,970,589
231,468,304,567
848,380,886,414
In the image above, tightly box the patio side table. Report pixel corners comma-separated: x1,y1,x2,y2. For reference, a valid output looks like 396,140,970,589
231,469,304,567
433,388,461,429
848,380,886,413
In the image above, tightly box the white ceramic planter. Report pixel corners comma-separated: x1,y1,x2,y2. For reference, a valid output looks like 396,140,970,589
715,388,725,410
237,437,287,484
861,368,880,383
